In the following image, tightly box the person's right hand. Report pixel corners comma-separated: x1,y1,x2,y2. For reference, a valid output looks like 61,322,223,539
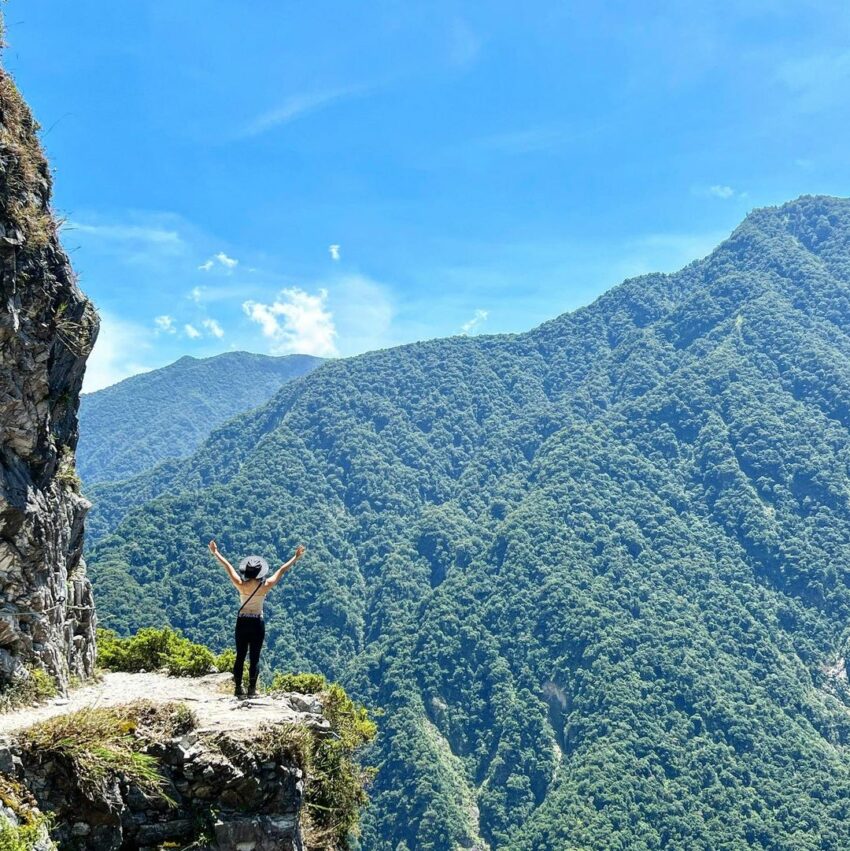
208,540,218,555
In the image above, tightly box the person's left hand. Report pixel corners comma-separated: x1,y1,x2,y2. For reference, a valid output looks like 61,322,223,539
295,544,306,560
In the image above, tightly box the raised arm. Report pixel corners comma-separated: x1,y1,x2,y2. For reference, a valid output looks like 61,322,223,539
208,539,242,587
265,545,306,587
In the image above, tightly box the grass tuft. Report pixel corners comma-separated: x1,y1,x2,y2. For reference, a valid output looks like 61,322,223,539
18,701,195,806
0,667,57,715
0,70,55,251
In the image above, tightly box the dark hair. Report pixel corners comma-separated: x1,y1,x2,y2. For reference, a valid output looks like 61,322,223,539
243,560,262,579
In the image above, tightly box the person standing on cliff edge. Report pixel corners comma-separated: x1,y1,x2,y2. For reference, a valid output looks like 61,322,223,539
208,539,306,697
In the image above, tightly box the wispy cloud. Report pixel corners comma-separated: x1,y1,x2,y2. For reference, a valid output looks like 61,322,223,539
199,252,239,272
201,317,225,338
242,287,337,356
708,184,735,199
329,275,396,354
184,323,201,339
154,314,176,335
69,222,183,246
776,50,850,112
461,308,488,335
241,85,368,138
216,252,238,269
614,230,728,280
692,184,746,201
447,18,482,68
82,309,157,394
329,244,341,261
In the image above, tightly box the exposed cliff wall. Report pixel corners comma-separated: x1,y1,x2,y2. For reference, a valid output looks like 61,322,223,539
0,65,99,691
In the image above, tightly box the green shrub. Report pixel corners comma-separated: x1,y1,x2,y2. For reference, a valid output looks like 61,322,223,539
0,775,53,851
267,671,327,694
0,813,51,851
0,666,57,714
266,674,376,849
214,648,236,674
305,682,376,848
96,627,215,677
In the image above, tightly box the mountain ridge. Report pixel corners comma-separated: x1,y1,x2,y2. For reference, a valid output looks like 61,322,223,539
88,194,850,849
77,350,323,487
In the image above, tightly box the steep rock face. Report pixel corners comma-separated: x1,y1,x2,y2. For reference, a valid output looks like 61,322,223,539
0,67,99,690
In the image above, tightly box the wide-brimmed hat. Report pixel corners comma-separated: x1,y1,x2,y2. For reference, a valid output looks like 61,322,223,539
238,555,270,579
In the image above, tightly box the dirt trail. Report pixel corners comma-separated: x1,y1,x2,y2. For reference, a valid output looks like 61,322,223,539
0,671,323,737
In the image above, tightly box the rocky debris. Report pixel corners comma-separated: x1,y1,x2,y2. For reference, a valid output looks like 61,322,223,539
0,67,99,692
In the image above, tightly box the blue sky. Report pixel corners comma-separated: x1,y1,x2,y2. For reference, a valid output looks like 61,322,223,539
4,1,849,392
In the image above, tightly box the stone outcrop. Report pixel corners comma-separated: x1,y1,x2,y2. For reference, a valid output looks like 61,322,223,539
0,681,335,850
0,66,99,690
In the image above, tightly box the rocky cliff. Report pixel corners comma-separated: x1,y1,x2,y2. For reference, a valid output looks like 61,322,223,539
0,672,346,850
0,65,99,691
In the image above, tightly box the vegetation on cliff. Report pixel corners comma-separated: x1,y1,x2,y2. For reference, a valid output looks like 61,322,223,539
0,775,52,851
19,700,193,807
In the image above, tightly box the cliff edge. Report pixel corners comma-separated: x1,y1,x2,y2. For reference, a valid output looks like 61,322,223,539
0,671,364,850
0,62,99,689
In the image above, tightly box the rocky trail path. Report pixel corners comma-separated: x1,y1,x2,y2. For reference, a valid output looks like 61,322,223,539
0,671,325,736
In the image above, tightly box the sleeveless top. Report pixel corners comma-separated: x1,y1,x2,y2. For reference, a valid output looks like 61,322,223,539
238,579,270,616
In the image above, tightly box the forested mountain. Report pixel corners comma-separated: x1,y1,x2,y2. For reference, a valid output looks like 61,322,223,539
87,196,850,849
77,351,321,485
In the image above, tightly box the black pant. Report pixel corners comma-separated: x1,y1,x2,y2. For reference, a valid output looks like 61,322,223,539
234,616,265,688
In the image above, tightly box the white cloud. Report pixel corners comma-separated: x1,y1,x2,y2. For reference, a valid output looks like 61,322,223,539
215,252,238,269
201,317,225,338
329,244,341,261
154,314,176,334
461,308,489,335
708,184,736,199
614,230,728,280
184,323,201,339
198,252,239,273
242,85,367,137
82,309,157,394
188,286,205,303
242,287,337,356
